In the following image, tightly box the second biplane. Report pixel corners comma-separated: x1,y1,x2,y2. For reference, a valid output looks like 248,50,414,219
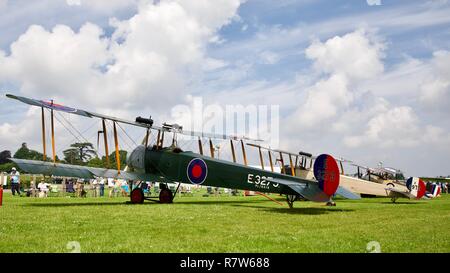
6,94,360,208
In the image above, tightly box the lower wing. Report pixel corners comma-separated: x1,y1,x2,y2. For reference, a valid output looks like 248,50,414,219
10,158,169,182
385,187,415,199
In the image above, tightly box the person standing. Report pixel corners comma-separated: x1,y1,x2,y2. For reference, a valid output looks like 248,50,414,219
37,179,49,198
108,177,115,197
99,177,105,197
91,178,98,197
10,167,21,196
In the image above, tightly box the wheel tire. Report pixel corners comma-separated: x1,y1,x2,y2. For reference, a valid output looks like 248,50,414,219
130,188,144,204
159,189,173,204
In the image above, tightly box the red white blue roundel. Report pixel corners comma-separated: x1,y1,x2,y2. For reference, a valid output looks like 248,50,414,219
40,100,77,113
187,158,208,185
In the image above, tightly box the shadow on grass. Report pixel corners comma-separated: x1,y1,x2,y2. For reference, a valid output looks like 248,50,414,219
379,201,424,205
170,199,270,206
25,201,129,207
24,198,271,207
230,205,354,215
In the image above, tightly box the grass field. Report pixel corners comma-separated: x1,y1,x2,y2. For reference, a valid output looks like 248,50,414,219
0,191,449,253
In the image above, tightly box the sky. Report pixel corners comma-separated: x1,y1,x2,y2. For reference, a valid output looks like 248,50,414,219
0,0,449,177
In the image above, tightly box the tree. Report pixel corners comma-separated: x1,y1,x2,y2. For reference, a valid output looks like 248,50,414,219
0,150,11,164
13,143,45,161
109,150,128,170
87,157,105,168
63,142,97,165
0,162,17,172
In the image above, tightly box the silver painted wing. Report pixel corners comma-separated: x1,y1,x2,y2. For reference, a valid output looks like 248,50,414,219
335,186,361,200
10,158,169,182
265,177,332,202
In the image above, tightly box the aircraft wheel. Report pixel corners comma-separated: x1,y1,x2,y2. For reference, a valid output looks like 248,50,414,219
130,188,144,204
159,189,173,204
326,201,336,207
286,195,296,209
387,183,395,188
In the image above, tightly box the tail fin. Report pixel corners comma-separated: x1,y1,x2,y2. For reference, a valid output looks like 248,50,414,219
313,154,340,197
406,177,426,199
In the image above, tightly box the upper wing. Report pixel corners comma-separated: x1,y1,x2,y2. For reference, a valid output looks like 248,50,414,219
6,94,151,129
6,93,262,141
10,158,170,182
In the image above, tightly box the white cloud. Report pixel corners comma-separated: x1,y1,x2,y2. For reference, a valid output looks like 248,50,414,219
290,29,385,127
305,29,385,82
66,0,139,12
0,0,242,112
0,0,8,10
419,50,450,107
0,0,243,154
295,74,351,127
344,106,420,148
259,51,280,65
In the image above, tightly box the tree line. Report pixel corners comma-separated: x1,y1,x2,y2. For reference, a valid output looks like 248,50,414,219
0,142,127,172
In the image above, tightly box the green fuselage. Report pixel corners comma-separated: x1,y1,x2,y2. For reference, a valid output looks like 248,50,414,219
144,147,298,195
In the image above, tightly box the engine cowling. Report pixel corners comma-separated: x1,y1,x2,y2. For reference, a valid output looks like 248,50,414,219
127,145,146,173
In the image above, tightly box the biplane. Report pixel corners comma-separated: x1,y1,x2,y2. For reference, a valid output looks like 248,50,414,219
5,94,360,208
244,143,427,203
300,155,426,202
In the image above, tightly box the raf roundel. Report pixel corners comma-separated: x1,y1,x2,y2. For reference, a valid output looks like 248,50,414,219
187,158,208,185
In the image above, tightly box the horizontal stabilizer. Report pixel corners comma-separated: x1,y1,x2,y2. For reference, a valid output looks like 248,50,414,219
335,186,361,200
265,177,331,202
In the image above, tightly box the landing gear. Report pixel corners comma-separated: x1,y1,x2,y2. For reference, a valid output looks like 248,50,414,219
130,188,144,204
326,201,336,207
286,195,297,209
391,197,398,203
159,188,173,203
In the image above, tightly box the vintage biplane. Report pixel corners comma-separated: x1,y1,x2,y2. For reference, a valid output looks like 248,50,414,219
5,94,360,208
303,157,426,202
244,143,427,203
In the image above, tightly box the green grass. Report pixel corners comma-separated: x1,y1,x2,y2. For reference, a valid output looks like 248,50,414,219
0,191,449,253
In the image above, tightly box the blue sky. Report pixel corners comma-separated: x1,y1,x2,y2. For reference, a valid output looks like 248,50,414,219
0,0,449,176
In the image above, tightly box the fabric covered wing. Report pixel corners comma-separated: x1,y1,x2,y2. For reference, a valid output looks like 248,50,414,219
335,186,361,200
10,158,168,182
385,187,414,199
265,177,331,202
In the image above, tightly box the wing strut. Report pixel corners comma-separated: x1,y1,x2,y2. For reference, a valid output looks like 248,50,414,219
209,139,214,158
113,122,121,174
278,152,285,174
156,130,161,150
289,154,295,176
198,137,203,155
240,140,248,166
102,119,110,168
144,128,150,148
41,107,47,161
230,139,236,163
50,108,56,164
258,146,264,170
268,150,274,172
